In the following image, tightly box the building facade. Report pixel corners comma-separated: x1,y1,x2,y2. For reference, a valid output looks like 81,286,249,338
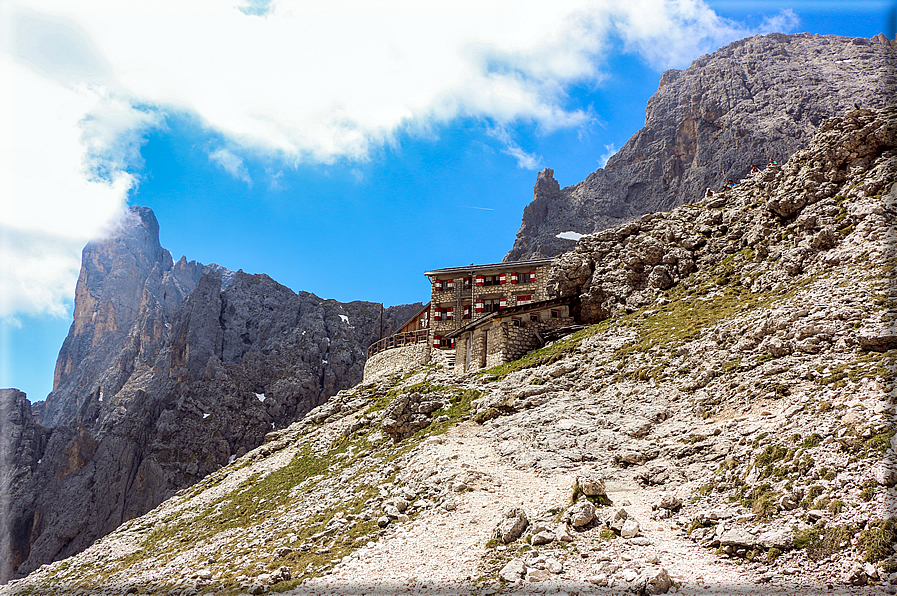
423,258,555,350
446,297,575,373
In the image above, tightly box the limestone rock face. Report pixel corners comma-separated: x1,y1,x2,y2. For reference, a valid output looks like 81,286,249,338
547,108,897,324
505,33,894,261
2,207,418,582
0,389,52,582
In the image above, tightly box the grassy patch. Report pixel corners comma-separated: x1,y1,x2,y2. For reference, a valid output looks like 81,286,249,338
793,525,855,561
859,518,897,562
740,483,779,520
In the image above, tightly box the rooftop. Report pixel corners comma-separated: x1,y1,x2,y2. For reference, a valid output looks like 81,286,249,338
424,258,555,277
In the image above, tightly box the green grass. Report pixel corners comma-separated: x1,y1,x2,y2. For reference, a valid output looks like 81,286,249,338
860,518,897,562
793,525,855,561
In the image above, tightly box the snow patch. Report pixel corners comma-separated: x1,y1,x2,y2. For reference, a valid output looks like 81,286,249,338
203,412,210,419
255,393,266,402
339,314,350,324
228,454,236,465
556,231,584,241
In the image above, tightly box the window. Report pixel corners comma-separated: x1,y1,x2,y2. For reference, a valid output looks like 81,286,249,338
518,272,534,284
529,314,540,322
439,337,455,348
433,279,454,291
434,306,453,321
516,295,532,306
511,317,521,327
551,309,560,318
478,298,501,313
483,275,500,286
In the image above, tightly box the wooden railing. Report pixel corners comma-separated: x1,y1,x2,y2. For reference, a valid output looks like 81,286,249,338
367,328,429,358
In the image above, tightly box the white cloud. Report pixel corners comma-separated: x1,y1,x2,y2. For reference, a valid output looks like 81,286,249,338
612,1,799,70
209,148,252,186
0,0,799,318
266,168,284,191
0,227,82,319
488,126,543,170
598,143,617,167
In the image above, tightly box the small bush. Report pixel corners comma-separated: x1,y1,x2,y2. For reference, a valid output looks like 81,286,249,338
801,433,823,449
766,547,782,564
860,478,877,502
794,525,855,561
859,518,897,562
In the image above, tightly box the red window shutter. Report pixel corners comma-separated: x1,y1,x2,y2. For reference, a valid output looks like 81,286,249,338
434,279,441,291
475,275,484,286
450,338,455,348
475,299,484,313
447,307,453,320
434,307,441,320
464,305,471,319
447,279,454,290
433,334,441,348
499,296,507,309
499,273,506,284
510,272,518,284
530,270,536,280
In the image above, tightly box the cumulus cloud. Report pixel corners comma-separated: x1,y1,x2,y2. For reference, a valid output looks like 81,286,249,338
209,148,252,186
0,0,800,318
0,55,154,320
0,228,82,319
612,1,799,69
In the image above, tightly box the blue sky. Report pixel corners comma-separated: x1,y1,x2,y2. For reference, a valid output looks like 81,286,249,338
1,0,894,403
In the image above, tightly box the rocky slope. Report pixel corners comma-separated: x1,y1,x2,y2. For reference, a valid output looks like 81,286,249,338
505,32,895,262
4,109,893,595
0,207,419,582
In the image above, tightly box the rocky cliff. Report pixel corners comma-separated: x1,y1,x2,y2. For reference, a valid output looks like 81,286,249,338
505,33,895,261
3,109,893,595
0,207,419,582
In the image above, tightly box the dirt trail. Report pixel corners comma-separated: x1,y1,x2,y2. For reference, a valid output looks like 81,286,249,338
293,423,869,595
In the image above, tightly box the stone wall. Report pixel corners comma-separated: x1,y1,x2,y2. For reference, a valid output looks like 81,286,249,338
363,343,430,381
455,306,574,374
502,317,574,363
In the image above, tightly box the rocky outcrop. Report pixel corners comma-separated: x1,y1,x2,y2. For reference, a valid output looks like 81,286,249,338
546,107,896,323
1,207,419,582
0,390,51,582
506,33,895,261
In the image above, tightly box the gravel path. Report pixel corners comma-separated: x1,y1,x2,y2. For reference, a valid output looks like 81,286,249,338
290,422,879,596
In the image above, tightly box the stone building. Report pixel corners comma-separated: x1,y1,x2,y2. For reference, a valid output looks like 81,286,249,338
424,258,555,351
363,258,578,379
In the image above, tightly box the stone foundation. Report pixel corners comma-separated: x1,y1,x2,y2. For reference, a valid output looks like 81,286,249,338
363,343,430,381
